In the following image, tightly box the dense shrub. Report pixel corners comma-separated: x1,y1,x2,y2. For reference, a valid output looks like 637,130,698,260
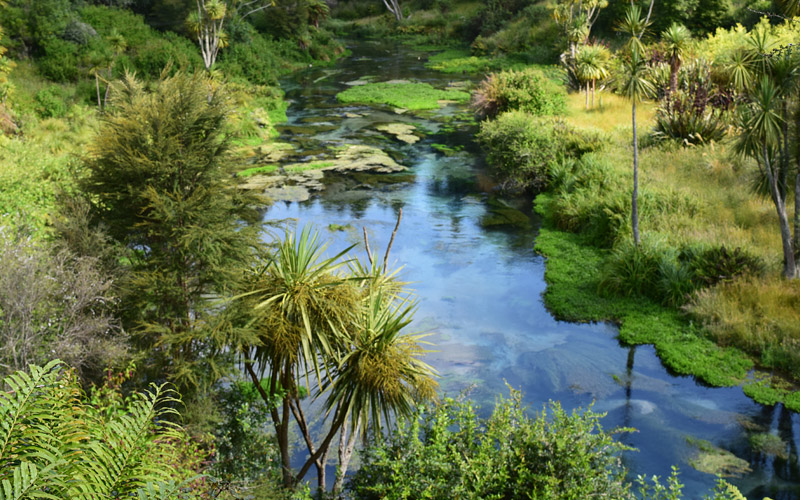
348,390,634,500
472,67,566,119
38,39,80,82
681,245,764,286
652,62,734,145
34,85,69,118
478,112,602,193
598,239,669,299
0,361,212,498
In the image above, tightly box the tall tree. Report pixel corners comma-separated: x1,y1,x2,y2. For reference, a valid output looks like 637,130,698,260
661,23,691,96
618,4,655,247
239,226,437,491
736,77,797,278
575,44,611,108
187,0,275,70
82,70,259,391
552,0,609,58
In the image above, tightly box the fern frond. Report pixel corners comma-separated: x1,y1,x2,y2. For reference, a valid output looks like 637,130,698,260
0,361,62,463
0,462,59,500
135,478,200,500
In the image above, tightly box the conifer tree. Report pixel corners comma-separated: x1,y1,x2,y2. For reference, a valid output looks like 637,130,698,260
83,70,259,391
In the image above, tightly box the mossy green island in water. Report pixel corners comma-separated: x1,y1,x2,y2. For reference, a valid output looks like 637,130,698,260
336,82,470,110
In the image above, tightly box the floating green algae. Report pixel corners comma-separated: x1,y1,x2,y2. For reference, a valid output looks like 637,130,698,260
336,82,469,110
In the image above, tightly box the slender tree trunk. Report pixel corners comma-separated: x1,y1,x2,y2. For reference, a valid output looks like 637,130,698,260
246,362,294,487
585,82,590,109
632,100,640,246
333,414,360,495
592,79,596,108
781,100,789,200
763,146,796,278
669,58,680,96
103,66,112,109
95,73,102,110
794,171,800,267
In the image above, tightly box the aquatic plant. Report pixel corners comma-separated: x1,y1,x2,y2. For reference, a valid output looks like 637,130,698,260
336,82,469,110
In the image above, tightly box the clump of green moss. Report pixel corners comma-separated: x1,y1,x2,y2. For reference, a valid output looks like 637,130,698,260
238,164,278,177
686,437,752,477
431,143,464,156
336,82,469,110
749,433,788,459
481,198,531,229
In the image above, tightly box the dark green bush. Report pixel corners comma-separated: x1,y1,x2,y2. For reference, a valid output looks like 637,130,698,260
34,86,69,118
598,239,668,299
38,39,80,82
478,112,604,193
472,67,566,119
131,33,202,78
657,259,699,306
681,245,765,287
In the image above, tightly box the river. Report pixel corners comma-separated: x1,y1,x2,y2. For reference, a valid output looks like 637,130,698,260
263,40,800,499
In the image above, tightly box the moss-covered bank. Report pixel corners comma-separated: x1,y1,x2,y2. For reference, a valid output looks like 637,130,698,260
533,197,800,411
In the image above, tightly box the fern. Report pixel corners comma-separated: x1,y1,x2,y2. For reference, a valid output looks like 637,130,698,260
0,361,203,500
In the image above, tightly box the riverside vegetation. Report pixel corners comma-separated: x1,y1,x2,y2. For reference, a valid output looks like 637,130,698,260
0,0,796,498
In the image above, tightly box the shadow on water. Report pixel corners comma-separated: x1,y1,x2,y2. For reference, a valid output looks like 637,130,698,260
265,40,800,498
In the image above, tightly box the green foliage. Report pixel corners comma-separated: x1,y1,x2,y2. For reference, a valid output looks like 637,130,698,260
598,238,667,298
653,62,733,145
210,380,284,484
348,389,633,500
37,38,79,82
0,361,205,499
477,111,603,193
336,82,469,110
32,85,68,118
472,67,566,118
82,71,259,392
682,245,765,287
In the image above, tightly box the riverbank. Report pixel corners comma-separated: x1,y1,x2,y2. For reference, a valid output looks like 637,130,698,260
527,93,800,411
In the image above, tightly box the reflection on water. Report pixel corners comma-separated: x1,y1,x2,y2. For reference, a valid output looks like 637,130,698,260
268,40,800,499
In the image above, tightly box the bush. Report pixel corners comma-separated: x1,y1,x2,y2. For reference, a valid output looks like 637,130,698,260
472,67,566,119
652,62,734,146
478,112,603,193
348,389,634,500
598,239,669,299
681,245,764,287
38,39,79,82
34,85,69,118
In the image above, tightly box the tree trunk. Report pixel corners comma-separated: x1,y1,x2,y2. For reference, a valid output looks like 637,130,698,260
382,0,403,21
794,171,800,268
669,58,680,96
763,146,796,278
95,73,102,110
780,100,789,200
333,414,360,495
245,362,294,487
592,79,596,108
632,100,640,246
585,82,590,109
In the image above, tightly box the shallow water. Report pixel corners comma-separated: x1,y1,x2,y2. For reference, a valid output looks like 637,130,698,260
267,40,800,499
